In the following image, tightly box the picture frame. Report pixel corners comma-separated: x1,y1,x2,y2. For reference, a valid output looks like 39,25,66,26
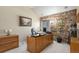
19,16,32,26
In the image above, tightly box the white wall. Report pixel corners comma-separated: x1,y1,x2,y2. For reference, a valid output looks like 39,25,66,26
0,6,40,42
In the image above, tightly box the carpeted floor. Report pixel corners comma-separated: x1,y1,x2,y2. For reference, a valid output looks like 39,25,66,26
5,41,70,53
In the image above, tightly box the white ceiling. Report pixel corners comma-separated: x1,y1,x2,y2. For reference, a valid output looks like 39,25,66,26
30,6,77,17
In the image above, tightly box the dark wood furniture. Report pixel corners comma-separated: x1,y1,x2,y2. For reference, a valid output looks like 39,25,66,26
27,34,53,53
0,35,19,52
70,37,79,53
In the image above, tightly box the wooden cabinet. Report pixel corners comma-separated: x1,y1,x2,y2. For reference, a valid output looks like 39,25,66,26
70,37,79,53
27,34,53,53
36,37,43,52
0,35,19,52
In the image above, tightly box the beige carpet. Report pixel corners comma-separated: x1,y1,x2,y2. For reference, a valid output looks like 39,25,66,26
5,41,70,53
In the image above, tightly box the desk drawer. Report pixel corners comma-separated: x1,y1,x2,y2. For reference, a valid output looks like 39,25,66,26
0,41,18,52
0,37,18,45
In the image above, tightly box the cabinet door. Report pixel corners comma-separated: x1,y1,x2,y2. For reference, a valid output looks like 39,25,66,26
45,34,53,45
27,37,36,53
43,35,48,47
70,38,79,53
48,34,53,43
43,35,53,49
70,42,79,53
36,37,43,52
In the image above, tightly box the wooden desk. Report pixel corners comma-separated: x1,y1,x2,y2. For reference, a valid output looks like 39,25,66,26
27,34,53,53
0,35,19,52
70,37,79,53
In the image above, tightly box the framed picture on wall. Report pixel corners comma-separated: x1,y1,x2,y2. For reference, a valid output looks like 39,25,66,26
19,16,32,26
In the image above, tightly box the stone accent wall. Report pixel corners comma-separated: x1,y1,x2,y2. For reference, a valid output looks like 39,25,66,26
40,9,77,42
40,9,77,32
40,9,77,21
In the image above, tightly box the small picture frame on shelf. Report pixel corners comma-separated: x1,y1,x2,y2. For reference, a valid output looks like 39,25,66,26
19,16,32,26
